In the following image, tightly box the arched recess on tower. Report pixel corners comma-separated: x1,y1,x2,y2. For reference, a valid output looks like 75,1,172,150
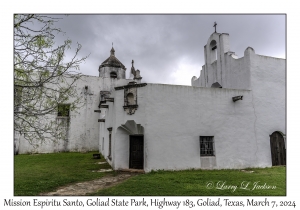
210,40,217,63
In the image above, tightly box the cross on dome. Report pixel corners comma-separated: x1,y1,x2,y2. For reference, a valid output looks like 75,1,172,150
110,43,115,56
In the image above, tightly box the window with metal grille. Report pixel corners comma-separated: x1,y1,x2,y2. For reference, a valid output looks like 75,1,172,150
57,104,70,117
14,87,22,111
200,136,214,156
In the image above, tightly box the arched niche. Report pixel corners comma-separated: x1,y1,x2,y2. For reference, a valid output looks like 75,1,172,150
126,93,135,105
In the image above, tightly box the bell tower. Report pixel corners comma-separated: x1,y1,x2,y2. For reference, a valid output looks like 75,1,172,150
203,24,230,88
98,45,126,79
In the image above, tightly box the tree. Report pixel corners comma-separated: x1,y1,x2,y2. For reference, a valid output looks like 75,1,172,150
14,14,88,153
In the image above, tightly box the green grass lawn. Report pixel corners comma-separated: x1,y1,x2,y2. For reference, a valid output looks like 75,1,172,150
91,167,286,196
14,151,112,196
15,152,286,196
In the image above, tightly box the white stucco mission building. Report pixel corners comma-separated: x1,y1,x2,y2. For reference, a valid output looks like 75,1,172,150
16,30,286,172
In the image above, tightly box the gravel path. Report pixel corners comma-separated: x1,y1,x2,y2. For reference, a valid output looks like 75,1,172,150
40,173,137,196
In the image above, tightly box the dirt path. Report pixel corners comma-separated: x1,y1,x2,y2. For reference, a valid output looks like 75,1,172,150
40,172,137,196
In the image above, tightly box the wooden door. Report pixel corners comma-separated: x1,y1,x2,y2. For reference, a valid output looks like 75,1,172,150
129,135,144,169
270,131,286,166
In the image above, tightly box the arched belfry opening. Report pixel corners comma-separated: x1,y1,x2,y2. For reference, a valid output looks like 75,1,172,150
210,40,217,63
110,72,117,78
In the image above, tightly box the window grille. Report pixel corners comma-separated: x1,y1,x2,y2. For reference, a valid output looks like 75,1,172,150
14,87,22,111
200,136,214,156
57,104,70,117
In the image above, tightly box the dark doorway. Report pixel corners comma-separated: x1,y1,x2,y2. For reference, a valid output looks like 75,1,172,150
129,135,144,169
270,131,286,166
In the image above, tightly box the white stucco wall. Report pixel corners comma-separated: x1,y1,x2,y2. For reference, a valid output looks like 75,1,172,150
247,49,286,164
17,75,131,154
165,47,285,171
109,80,284,172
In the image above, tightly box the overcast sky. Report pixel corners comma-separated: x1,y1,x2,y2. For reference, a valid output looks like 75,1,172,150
50,14,285,86
3,3,298,199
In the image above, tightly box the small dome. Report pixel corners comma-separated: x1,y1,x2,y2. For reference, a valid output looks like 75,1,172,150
99,47,126,70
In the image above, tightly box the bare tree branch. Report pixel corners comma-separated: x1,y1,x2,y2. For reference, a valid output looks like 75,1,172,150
14,14,88,152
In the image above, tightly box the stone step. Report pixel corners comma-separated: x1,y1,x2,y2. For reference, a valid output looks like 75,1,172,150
117,169,145,173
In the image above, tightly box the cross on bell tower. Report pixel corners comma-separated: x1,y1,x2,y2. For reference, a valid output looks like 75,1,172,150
213,22,217,33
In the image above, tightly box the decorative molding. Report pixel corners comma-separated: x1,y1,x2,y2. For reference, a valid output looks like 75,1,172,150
99,91,111,107
115,83,147,90
107,127,113,132
100,105,109,108
118,120,144,135
100,91,111,95
105,98,114,102
123,105,138,115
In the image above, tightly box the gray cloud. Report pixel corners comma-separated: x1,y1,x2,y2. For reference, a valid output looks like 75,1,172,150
49,14,285,85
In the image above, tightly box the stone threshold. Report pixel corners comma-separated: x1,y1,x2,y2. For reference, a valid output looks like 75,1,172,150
117,169,145,173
